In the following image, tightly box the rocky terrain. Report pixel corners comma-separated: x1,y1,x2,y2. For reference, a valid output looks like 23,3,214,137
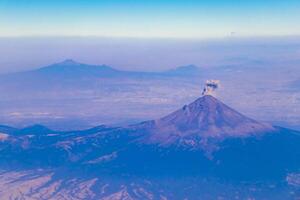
0,95,300,199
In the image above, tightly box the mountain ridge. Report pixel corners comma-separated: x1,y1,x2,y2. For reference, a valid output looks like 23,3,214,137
0,59,203,77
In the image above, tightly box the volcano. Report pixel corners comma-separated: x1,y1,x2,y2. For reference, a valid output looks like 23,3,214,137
138,95,276,146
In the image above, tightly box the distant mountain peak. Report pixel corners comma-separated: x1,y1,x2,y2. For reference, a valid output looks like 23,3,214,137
33,59,119,76
59,59,81,66
141,95,275,145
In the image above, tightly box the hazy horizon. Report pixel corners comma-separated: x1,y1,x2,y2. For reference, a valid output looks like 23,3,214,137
1,36,300,74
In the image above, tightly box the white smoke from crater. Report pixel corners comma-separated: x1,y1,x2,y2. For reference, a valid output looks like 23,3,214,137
202,80,221,96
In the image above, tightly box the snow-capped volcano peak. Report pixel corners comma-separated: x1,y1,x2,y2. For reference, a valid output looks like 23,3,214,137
142,95,275,144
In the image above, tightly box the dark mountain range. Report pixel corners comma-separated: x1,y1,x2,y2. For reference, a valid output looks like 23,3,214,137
0,95,300,199
0,59,202,93
0,59,202,80
34,59,121,77
0,59,137,85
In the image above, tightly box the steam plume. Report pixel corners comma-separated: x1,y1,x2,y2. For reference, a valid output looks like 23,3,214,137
202,80,220,96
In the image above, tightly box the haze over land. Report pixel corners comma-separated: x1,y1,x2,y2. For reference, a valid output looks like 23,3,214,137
1,36,300,73
0,38,299,131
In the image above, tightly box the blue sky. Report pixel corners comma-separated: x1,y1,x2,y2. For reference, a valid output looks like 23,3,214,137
1,0,300,38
